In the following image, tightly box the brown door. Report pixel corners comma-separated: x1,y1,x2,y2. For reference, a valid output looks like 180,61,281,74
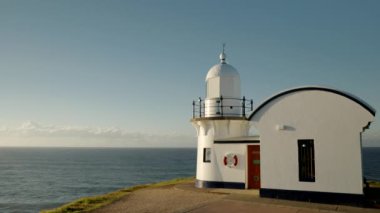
247,145,260,189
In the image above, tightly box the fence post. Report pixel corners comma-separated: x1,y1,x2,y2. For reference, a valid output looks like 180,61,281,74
192,100,195,118
242,96,246,117
198,97,202,118
220,96,223,116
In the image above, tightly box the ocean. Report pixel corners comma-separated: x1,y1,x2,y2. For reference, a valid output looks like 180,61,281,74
0,148,196,213
0,147,379,213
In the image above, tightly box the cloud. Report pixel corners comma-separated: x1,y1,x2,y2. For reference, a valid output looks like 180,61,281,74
6,121,377,147
0,121,196,147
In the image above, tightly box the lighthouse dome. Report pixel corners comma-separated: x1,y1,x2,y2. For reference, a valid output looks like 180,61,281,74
205,50,241,99
205,51,240,81
205,63,240,81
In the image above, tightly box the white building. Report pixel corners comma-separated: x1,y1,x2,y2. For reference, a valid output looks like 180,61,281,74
191,49,376,205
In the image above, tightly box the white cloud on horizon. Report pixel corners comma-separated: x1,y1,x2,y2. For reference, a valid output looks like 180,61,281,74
0,121,378,147
0,121,196,148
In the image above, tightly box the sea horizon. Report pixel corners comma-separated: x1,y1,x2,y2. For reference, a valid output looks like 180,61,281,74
0,145,379,148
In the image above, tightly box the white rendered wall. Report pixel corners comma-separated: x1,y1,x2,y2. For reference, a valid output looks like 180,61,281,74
204,98,242,117
206,75,240,99
192,119,250,182
213,144,247,183
205,75,242,117
207,78,220,98
251,91,374,194
220,77,241,98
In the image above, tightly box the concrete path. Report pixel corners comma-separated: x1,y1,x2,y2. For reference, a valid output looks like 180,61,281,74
189,199,320,213
93,182,380,213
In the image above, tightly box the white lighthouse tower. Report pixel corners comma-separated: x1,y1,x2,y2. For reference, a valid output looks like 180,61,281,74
191,46,253,188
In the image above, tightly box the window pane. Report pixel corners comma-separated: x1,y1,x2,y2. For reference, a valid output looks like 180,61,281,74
203,148,211,163
298,140,315,182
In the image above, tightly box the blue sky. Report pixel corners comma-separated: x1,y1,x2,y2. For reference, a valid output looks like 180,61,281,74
0,0,379,147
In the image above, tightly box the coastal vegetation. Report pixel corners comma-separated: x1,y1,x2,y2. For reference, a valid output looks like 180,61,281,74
368,180,380,188
41,177,194,213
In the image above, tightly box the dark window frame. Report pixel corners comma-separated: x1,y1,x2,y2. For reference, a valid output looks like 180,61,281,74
298,139,315,182
203,148,211,163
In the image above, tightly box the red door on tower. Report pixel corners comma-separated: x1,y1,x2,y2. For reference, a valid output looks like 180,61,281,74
247,145,260,189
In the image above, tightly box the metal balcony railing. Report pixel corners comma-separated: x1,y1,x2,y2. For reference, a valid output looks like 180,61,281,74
192,96,253,119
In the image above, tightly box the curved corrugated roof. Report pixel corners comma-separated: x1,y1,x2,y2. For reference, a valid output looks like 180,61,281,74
248,86,376,120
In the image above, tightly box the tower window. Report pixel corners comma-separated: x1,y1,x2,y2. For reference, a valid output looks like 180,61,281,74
203,148,211,163
298,140,315,182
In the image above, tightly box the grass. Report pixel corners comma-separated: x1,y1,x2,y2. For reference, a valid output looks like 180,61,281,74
368,180,380,188
40,177,194,213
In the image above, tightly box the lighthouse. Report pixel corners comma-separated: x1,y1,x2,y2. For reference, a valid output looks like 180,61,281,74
191,46,254,189
190,47,375,205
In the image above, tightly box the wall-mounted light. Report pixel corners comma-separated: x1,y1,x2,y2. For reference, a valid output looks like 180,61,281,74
276,124,286,131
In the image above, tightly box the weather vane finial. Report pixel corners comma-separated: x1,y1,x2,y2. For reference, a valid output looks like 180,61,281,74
220,43,227,64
